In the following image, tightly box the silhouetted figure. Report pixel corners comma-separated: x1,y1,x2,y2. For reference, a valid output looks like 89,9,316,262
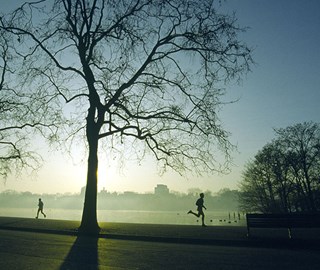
188,193,207,227
36,198,46,219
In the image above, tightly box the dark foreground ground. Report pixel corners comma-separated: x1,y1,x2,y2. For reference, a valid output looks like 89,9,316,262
0,217,320,269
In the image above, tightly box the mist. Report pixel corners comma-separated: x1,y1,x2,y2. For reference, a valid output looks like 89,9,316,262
0,187,241,225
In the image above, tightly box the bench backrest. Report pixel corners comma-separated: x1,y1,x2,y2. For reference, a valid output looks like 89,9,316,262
246,213,320,228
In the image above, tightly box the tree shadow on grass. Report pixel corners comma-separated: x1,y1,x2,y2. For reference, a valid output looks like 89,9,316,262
60,235,99,270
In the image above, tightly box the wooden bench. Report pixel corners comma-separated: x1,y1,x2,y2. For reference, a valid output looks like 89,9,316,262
246,213,320,239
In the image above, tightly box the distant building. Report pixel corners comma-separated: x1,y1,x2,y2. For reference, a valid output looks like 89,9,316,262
154,184,169,196
123,191,138,197
100,187,108,194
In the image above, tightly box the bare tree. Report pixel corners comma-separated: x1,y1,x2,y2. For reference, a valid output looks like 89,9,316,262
275,122,320,211
239,122,320,213
239,143,293,213
0,29,59,179
1,0,253,233
0,33,24,178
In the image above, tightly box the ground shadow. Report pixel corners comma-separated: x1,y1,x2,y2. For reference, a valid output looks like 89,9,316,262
60,235,99,270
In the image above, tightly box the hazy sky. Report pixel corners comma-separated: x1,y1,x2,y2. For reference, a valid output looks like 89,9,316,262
1,0,320,194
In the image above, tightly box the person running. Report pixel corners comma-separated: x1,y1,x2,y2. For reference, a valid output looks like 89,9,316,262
188,193,207,227
36,198,46,219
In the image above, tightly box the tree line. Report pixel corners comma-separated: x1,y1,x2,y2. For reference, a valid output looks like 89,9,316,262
239,122,320,213
0,188,239,212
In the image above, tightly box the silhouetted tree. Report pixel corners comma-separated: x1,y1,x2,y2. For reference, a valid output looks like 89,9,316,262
1,0,252,234
239,122,320,213
239,143,291,213
276,122,320,211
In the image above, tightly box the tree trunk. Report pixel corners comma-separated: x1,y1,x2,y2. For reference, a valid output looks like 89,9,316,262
79,112,101,234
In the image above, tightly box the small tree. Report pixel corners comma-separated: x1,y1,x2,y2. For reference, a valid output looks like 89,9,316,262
276,122,320,211
239,143,292,213
1,0,252,233
240,122,320,213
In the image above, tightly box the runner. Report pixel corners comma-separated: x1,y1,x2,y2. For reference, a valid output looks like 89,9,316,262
188,193,207,227
36,198,46,219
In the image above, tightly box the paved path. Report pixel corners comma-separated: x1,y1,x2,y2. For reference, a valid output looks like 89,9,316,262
1,216,319,248
1,229,320,270
1,217,320,269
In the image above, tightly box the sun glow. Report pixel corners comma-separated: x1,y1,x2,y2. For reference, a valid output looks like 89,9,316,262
97,165,109,192
96,155,124,193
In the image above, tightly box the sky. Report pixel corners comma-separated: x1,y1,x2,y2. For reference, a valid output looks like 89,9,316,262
1,0,320,195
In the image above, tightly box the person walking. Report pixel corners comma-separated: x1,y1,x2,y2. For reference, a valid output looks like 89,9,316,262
36,198,46,219
188,193,207,227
